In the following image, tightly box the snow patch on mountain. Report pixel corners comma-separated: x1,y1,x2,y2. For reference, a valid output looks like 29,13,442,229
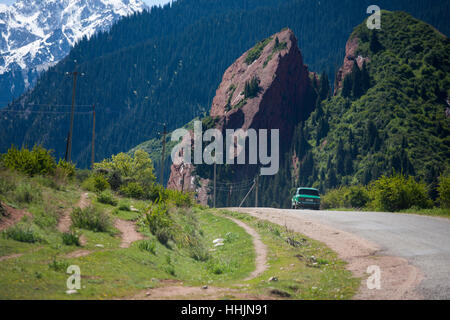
0,0,147,75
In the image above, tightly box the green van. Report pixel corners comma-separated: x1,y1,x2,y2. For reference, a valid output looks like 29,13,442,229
291,187,321,210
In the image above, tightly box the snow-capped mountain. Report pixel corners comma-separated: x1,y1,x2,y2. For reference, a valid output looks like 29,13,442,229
0,0,147,105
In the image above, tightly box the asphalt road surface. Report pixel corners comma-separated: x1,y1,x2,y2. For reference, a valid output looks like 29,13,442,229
235,208,450,299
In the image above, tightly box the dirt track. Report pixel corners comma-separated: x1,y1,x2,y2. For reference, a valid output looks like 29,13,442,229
230,207,430,300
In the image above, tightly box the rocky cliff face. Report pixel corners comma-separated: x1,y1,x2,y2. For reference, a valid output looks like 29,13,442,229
333,36,370,95
168,29,316,202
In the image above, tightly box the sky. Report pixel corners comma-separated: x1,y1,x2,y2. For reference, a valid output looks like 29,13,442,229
0,0,171,7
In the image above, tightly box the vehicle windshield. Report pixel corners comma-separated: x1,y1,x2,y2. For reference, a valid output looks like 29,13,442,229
298,189,319,196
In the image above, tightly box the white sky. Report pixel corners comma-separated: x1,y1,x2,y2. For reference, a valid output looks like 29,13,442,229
0,0,171,7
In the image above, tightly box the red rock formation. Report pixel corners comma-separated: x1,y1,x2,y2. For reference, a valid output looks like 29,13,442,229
168,28,316,204
334,36,370,95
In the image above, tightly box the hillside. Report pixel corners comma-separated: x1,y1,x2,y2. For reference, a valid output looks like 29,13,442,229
1,0,449,169
303,11,450,193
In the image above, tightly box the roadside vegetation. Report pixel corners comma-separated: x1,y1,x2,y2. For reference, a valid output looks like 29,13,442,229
321,173,450,217
0,145,358,299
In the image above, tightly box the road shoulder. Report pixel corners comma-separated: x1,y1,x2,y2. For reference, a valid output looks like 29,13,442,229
230,207,424,300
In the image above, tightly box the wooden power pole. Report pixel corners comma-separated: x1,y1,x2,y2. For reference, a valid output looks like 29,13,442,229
213,162,217,208
91,104,96,169
66,70,78,163
160,123,167,185
255,174,259,207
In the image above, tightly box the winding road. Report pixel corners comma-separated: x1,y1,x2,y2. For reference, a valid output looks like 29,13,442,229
231,208,450,300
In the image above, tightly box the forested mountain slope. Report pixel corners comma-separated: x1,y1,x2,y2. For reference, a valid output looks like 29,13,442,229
1,0,449,169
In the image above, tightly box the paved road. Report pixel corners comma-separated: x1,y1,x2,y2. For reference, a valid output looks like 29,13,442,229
238,208,450,299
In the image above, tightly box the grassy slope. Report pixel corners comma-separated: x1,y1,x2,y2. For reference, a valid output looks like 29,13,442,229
0,170,358,299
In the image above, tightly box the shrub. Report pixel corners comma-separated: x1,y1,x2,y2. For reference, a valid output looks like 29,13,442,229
343,185,370,208
437,176,450,208
138,239,156,254
62,231,80,246
245,37,272,64
244,76,261,98
81,174,110,192
2,225,44,243
56,160,75,178
145,203,173,244
369,174,433,212
48,258,70,272
71,206,112,233
118,199,131,211
1,145,56,176
97,190,118,206
320,188,344,209
14,182,41,204
166,189,193,207
0,203,7,218
189,244,210,262
120,182,145,199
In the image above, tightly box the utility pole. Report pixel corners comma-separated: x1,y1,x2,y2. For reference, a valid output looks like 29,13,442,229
91,104,96,169
227,185,232,207
213,162,217,208
255,174,259,207
160,123,167,185
239,179,256,208
66,70,78,163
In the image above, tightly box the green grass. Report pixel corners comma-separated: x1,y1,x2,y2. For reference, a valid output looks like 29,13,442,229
0,168,358,299
217,210,359,299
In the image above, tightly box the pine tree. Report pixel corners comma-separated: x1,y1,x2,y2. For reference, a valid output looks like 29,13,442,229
319,71,330,100
351,63,363,98
342,74,352,98
370,31,383,53
361,61,370,93
336,138,346,175
326,167,338,189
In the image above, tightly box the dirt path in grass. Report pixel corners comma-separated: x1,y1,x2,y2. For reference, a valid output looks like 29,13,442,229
57,192,90,233
114,219,145,248
231,207,424,300
0,202,32,232
0,253,23,262
226,217,268,281
129,216,269,300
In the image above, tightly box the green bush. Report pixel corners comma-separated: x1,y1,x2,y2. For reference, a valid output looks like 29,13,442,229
369,174,433,212
118,199,131,211
0,203,7,218
2,225,44,243
1,145,56,176
48,258,70,272
120,182,145,199
81,174,110,192
71,206,112,233
245,37,272,64
343,185,370,208
97,190,118,206
145,203,173,244
138,239,156,254
62,231,80,246
320,188,344,209
14,182,41,204
166,189,193,207
437,176,450,208
56,159,75,177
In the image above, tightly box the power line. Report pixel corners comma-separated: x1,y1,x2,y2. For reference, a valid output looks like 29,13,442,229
0,109,92,115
